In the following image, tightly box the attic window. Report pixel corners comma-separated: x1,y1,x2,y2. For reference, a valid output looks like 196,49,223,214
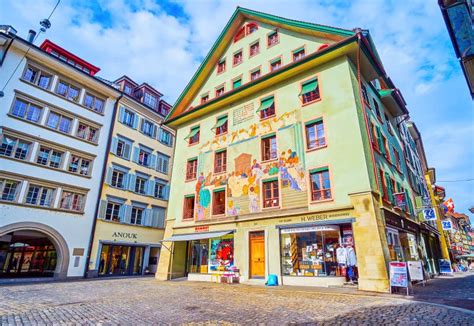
246,22,258,34
233,22,259,43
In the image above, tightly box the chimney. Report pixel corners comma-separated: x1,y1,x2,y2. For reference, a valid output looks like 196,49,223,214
27,29,36,43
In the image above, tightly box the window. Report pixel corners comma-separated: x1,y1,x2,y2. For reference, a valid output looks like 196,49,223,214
261,135,277,161
114,137,132,159
135,176,147,195
370,122,378,149
263,179,279,208
0,179,20,201
124,84,132,94
186,126,200,145
59,191,84,212
186,158,198,181
138,148,151,167
234,27,246,43
156,153,170,174
247,22,258,34
36,147,63,168
305,119,326,149
76,123,99,143
214,150,227,174
25,185,54,207
300,78,320,104
361,85,369,104
22,65,52,89
258,96,275,120
232,78,242,89
183,195,195,220
383,136,390,161
213,115,228,136
46,111,72,133
250,69,261,81
110,169,126,188
267,30,279,46
158,129,173,147
144,92,158,109
270,58,281,71
0,136,30,160
293,47,305,61
310,168,332,201
131,206,144,225
250,41,260,56
201,94,209,104
83,93,105,113
394,150,401,171
373,99,381,119
121,108,136,128
141,119,155,138
217,59,226,73
380,169,388,201
105,201,121,222
215,86,225,97
56,80,80,102
68,155,92,176
212,189,226,215
10,98,42,123
154,181,168,200
233,51,243,66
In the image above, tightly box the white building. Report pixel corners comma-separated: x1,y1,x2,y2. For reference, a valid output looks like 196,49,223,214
0,27,120,279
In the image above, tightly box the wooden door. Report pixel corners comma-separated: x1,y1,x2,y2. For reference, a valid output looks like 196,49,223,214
249,231,265,278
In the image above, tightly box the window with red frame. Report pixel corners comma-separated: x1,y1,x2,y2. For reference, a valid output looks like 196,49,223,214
183,195,195,219
305,119,326,150
292,48,305,61
310,168,332,201
263,179,279,208
217,59,226,74
394,149,401,170
187,126,200,145
246,22,258,34
214,150,227,174
267,30,279,46
233,51,243,65
270,58,281,71
215,86,224,97
300,78,320,104
250,41,260,56
201,94,209,104
251,69,261,81
261,135,277,161
371,122,378,149
259,96,275,120
234,27,245,43
186,158,198,180
212,189,226,215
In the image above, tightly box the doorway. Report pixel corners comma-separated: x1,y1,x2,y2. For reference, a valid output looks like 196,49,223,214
249,231,265,279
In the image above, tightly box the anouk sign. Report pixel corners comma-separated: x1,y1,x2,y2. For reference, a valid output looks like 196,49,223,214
112,232,138,240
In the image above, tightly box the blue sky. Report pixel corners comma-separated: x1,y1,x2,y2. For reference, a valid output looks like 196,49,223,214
2,0,473,220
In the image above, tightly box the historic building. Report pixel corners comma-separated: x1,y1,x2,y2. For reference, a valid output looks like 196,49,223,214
87,76,174,277
0,28,120,279
156,8,443,292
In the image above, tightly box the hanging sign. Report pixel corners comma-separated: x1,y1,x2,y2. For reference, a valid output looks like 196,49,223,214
389,262,408,288
422,208,437,221
407,261,424,281
393,192,407,208
441,220,453,230
439,259,453,274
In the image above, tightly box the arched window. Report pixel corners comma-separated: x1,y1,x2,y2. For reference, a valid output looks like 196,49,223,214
246,22,258,35
233,22,259,43
234,27,245,43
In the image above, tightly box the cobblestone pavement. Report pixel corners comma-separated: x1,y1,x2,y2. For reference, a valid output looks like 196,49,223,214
0,277,473,325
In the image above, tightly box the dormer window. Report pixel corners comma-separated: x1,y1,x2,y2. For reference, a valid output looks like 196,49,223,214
124,84,132,95
144,92,157,109
246,22,258,34
233,22,259,43
217,58,226,74
293,47,305,61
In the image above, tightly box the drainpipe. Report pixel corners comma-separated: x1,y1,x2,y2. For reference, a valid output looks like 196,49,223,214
83,93,123,278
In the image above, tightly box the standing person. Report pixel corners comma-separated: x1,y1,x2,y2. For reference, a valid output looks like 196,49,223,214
346,245,358,284
336,244,347,277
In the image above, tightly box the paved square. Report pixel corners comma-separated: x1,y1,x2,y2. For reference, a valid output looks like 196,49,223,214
0,278,472,325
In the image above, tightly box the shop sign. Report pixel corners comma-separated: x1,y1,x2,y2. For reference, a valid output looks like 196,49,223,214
195,225,209,233
281,225,339,234
422,208,437,221
439,259,453,274
389,262,408,288
299,211,351,222
112,232,138,240
393,192,407,208
407,261,424,281
441,220,453,230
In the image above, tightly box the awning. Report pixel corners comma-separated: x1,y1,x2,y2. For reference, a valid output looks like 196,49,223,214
184,127,200,140
161,230,233,242
299,79,318,95
211,116,228,130
256,97,274,113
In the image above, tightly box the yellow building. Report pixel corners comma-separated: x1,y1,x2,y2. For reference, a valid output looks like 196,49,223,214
87,76,175,277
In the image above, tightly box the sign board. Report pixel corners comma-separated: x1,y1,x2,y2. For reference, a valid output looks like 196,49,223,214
439,259,453,274
422,208,437,221
407,261,424,281
281,225,340,234
195,225,209,233
389,262,408,288
393,192,407,208
441,220,453,230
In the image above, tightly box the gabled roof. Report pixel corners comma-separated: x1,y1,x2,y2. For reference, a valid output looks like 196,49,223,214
166,6,355,123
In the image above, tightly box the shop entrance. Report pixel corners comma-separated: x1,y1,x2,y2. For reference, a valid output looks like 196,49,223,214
98,244,144,276
0,230,57,278
249,231,265,278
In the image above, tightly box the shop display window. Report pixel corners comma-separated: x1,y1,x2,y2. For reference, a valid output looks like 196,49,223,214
187,236,234,274
386,229,404,261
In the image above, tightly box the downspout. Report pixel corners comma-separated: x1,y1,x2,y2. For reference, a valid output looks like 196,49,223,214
355,31,381,196
83,92,123,278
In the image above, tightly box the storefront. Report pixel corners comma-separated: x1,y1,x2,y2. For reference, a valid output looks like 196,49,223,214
97,243,144,276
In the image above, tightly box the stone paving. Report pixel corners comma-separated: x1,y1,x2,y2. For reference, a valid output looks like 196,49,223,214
0,277,473,325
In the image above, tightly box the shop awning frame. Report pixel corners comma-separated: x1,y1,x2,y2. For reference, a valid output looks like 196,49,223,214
161,230,235,242
275,218,355,229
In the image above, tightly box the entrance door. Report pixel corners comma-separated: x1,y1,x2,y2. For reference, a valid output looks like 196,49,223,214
249,231,265,278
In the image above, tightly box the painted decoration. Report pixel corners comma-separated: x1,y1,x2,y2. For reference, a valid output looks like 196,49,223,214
209,237,234,271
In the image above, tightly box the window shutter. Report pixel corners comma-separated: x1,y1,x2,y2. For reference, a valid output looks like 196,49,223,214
163,184,170,200
132,115,139,129
385,173,392,202
128,174,136,191
162,157,169,174
169,134,174,147
147,179,155,196
376,127,383,151
105,167,113,185
123,205,132,224
119,204,126,222
123,173,129,189
150,154,157,169
156,155,163,172
152,124,157,138
157,127,162,141
98,200,107,219
118,106,125,123
110,137,118,155
132,147,140,163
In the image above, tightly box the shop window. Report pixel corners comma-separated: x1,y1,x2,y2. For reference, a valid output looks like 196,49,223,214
267,30,279,47
25,184,55,207
187,239,209,273
309,167,332,201
263,179,279,208
300,78,320,104
292,47,305,61
217,58,226,74
186,126,200,145
257,96,275,120
183,195,195,220
212,189,226,215
186,158,198,181
10,98,43,123
270,58,281,71
386,229,404,261
305,119,325,150
250,69,261,81
250,41,260,57
261,134,277,161
214,150,227,174
0,135,30,160
213,115,228,136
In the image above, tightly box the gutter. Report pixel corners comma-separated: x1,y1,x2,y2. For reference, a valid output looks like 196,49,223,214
83,93,123,278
